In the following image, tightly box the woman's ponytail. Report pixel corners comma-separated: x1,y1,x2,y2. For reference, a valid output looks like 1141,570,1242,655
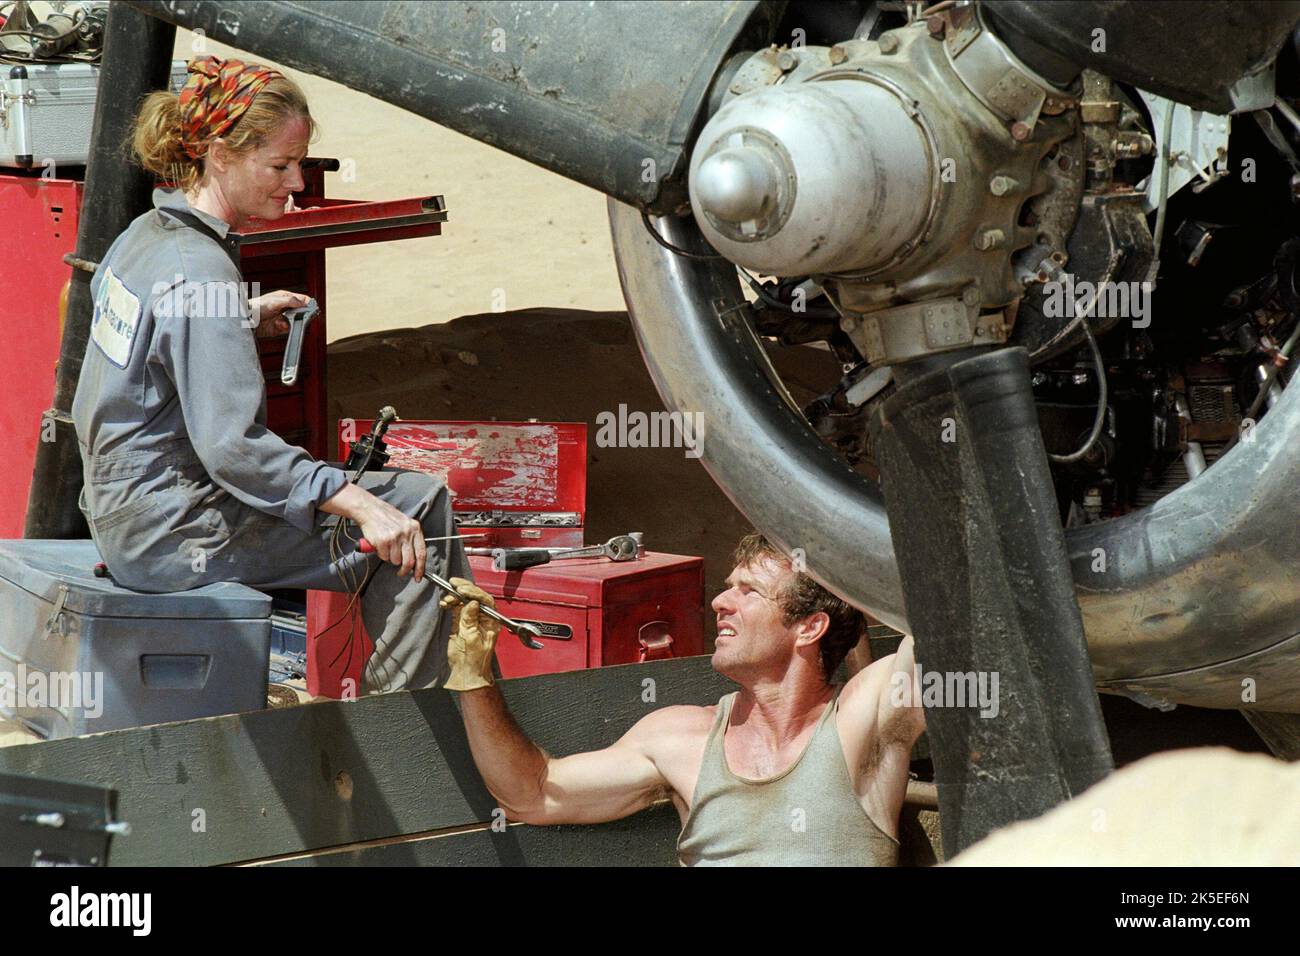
131,90,202,191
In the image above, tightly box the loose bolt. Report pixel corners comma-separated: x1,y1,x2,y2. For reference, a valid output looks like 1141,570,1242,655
878,33,900,54
988,175,1020,196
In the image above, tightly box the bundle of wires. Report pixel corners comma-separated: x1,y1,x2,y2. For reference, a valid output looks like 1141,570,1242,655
316,434,384,677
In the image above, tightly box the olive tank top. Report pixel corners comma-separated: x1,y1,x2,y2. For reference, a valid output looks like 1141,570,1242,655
676,690,901,866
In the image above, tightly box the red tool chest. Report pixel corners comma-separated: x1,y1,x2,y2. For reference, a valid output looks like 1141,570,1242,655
468,552,706,676
0,159,445,532
0,173,83,537
306,420,706,695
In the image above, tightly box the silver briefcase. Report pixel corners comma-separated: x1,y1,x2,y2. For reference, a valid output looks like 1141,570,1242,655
0,60,188,169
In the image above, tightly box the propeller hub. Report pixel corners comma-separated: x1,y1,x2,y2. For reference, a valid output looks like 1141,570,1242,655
694,146,780,226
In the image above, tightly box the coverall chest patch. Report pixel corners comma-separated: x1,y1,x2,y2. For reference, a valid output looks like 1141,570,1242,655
90,266,142,369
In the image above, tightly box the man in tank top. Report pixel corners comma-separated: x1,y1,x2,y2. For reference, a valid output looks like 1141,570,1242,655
443,532,927,865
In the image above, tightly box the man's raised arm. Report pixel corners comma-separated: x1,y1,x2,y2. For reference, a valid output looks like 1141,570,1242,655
838,633,927,827
444,581,675,826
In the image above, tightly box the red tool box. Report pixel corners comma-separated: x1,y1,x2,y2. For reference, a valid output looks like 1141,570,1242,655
306,420,706,695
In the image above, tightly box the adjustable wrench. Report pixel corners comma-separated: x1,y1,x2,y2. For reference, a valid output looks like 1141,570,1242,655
356,538,544,649
467,533,642,572
280,298,320,387
546,534,640,562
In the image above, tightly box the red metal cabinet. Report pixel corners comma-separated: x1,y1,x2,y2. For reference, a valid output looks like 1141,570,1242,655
473,551,706,676
0,174,82,537
305,550,705,695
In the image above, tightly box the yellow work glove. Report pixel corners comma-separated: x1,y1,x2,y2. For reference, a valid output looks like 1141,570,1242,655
440,577,501,691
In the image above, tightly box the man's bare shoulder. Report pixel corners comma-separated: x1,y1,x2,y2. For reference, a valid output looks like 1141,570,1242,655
622,703,718,753
617,703,718,808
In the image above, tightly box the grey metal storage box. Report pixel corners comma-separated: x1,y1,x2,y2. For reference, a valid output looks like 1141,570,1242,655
1,60,189,168
0,539,270,740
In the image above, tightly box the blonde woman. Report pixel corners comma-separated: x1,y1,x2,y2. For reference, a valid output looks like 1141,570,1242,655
71,57,464,693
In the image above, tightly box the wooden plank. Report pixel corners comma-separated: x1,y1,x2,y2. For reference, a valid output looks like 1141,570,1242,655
263,803,946,868
0,656,735,866
256,786,946,867
261,803,684,867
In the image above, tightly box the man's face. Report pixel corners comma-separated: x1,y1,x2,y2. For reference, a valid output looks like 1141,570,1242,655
214,115,309,225
710,555,796,680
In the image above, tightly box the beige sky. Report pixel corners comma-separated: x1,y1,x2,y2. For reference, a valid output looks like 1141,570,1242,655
171,30,628,341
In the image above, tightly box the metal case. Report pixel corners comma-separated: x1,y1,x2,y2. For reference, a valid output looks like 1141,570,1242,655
0,539,271,739
0,60,189,168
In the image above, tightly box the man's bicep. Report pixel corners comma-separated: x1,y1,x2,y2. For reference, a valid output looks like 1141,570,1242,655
877,635,926,742
840,636,926,750
526,706,697,826
534,739,667,826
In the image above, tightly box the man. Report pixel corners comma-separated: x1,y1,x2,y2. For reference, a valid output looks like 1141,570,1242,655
443,532,926,865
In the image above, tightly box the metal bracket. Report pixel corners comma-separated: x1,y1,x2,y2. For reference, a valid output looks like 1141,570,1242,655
0,88,33,129
43,584,69,638
638,621,675,662
844,295,1007,366
944,3,1057,136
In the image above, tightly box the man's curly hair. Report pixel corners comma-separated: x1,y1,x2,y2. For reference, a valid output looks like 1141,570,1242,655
732,533,866,680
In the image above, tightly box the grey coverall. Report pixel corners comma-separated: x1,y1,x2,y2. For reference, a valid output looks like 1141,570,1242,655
70,188,464,692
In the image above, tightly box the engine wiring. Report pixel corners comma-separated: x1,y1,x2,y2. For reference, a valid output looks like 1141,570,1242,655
1149,95,1177,278
640,209,726,261
640,209,838,317
736,266,841,319
1047,317,1109,464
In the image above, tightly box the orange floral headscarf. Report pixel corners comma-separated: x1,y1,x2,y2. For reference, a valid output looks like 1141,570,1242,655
178,56,284,160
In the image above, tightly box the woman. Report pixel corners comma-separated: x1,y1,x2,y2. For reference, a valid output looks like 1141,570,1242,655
71,57,465,693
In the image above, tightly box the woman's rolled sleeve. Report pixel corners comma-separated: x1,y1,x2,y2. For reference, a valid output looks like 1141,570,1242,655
155,278,348,533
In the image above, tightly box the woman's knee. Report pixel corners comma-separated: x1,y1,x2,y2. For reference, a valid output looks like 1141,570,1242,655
373,470,448,529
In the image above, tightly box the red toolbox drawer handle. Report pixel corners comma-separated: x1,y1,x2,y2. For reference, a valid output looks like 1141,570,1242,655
638,621,675,662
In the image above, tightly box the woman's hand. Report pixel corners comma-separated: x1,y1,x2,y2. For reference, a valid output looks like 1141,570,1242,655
248,289,310,339
357,497,427,580
321,484,427,580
